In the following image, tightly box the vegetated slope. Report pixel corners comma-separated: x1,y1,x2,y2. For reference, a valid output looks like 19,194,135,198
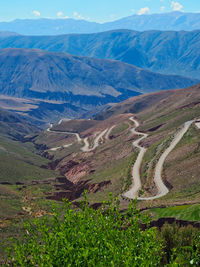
0,12,200,35
0,107,58,183
0,48,197,106
0,108,39,139
0,107,58,228
94,83,200,205
96,83,200,121
0,30,200,79
35,83,200,208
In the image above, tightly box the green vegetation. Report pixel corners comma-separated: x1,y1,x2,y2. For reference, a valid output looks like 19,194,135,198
111,122,129,135
150,204,200,221
0,137,58,183
7,196,163,266
5,195,200,266
0,182,62,263
160,223,200,265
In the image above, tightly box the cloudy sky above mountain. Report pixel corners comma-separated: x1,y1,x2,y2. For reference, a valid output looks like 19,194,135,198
0,0,199,22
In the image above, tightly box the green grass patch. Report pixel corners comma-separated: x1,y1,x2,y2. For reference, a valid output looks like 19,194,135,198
111,122,129,135
150,204,200,221
0,138,58,183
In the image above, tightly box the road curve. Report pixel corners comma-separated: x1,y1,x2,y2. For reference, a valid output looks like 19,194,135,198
124,118,194,200
47,123,109,152
47,124,82,143
49,143,73,151
138,120,194,200
124,117,148,199
105,125,116,140
81,129,108,152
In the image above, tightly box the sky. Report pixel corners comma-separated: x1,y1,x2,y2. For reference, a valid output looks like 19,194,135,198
0,0,200,22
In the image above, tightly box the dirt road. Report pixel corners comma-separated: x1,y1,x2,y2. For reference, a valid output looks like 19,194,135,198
47,123,82,142
124,117,148,199
47,123,109,152
81,129,108,152
124,118,194,200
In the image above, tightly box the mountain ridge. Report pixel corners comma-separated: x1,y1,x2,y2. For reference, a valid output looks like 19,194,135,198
0,48,197,110
0,30,199,79
0,12,200,35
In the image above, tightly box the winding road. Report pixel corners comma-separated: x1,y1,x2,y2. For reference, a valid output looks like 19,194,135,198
124,117,194,200
105,125,115,140
47,123,82,143
47,122,114,152
124,118,148,198
49,143,72,151
81,129,108,152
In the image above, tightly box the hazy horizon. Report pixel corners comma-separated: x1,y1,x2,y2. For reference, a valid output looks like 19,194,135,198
0,0,200,23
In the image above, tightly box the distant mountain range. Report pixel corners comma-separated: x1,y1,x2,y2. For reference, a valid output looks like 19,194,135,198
0,48,197,110
0,30,199,79
0,12,200,35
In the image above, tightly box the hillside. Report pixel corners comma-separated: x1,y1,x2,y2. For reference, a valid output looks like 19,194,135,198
0,12,200,35
0,108,40,139
0,48,197,108
0,30,199,79
0,95,86,123
95,83,200,121
32,83,200,209
1,83,200,263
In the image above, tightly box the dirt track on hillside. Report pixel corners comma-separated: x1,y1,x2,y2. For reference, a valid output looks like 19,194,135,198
124,117,194,201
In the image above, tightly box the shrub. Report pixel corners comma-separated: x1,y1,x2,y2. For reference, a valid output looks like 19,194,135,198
8,194,163,266
160,223,200,265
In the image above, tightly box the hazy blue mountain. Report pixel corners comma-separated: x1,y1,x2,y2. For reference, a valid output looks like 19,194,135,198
0,30,199,79
0,18,100,35
0,12,200,35
103,12,200,32
0,48,197,108
0,31,19,37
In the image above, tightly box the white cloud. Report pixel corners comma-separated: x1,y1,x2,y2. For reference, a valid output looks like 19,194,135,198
171,1,183,11
73,11,89,20
33,10,40,17
138,7,150,15
161,6,166,12
57,11,63,17
73,12,78,17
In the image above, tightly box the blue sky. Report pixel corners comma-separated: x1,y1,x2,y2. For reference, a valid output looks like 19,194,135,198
0,0,200,22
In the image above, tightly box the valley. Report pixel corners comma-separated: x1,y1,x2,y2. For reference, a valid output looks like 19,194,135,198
1,83,200,264
0,7,200,264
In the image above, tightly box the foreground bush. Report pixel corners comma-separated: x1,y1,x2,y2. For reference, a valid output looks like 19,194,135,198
8,195,163,266
7,194,200,266
160,223,200,266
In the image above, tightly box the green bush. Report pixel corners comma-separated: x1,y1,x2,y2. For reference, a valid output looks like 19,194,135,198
7,194,163,266
6,194,200,266
160,224,200,266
